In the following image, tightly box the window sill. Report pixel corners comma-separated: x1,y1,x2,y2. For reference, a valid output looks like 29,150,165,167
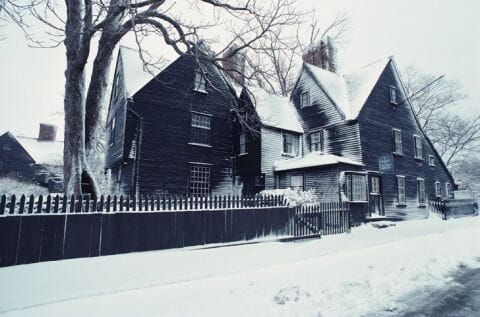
281,153,297,158
193,89,208,94
238,152,248,157
396,203,407,207
418,204,427,208
349,200,368,204
393,152,404,156
429,164,436,167
390,101,398,106
414,157,423,161
188,142,212,148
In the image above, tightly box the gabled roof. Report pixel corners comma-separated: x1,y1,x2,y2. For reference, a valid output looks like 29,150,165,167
246,87,304,133
304,57,391,120
119,46,175,97
274,152,363,172
1,132,63,165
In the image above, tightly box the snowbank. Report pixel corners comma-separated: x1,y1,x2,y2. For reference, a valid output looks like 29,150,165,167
0,217,479,317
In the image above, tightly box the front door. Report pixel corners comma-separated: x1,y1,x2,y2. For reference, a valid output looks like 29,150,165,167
369,175,384,216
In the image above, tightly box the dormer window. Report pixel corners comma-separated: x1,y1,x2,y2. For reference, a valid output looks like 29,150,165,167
390,86,397,104
193,69,207,92
300,91,310,108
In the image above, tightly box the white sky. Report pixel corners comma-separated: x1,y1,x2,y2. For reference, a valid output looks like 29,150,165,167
0,0,479,139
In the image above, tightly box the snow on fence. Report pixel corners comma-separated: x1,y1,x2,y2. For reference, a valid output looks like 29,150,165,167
0,194,351,267
428,196,478,220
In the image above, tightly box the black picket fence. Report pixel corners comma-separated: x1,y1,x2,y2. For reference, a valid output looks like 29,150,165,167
0,194,352,267
429,197,478,220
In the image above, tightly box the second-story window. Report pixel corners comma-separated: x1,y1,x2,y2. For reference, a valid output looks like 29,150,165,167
193,69,207,92
310,130,324,152
390,86,397,104
435,181,441,197
413,135,423,159
109,116,116,147
191,113,211,145
239,133,247,155
393,129,403,154
300,91,310,108
283,133,299,156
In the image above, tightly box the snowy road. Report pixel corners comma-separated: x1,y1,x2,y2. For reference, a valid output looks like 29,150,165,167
0,216,479,317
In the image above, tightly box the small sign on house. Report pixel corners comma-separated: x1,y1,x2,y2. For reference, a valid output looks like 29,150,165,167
378,154,394,174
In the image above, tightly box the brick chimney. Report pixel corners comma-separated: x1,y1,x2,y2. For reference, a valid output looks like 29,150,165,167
302,36,338,73
38,123,57,141
222,45,246,86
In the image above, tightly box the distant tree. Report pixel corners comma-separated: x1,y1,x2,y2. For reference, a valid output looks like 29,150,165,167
2,0,302,195
403,65,480,167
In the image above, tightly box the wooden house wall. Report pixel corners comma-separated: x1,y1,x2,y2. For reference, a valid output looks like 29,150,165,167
105,55,127,169
357,61,455,219
0,134,37,182
129,54,234,195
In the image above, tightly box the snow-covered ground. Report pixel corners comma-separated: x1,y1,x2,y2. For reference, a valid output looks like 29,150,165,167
1,216,479,317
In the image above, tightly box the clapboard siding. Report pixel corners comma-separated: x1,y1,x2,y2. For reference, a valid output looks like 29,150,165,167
128,54,234,195
358,61,455,218
291,68,344,130
325,122,363,162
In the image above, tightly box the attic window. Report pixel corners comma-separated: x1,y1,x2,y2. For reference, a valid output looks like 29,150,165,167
2,144,11,151
390,86,397,104
429,155,435,166
300,91,310,108
193,69,207,93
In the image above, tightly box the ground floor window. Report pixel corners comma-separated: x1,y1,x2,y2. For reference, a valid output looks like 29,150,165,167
435,181,441,197
345,173,367,202
445,182,452,197
396,176,406,205
417,178,426,206
189,164,210,196
290,174,304,191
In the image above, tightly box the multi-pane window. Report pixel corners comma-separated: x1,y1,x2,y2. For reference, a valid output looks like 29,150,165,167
193,69,207,92
435,181,441,197
345,173,367,202
290,175,304,191
417,178,426,206
390,86,397,104
429,155,435,166
283,133,299,156
189,165,210,196
371,176,380,194
393,129,403,154
110,116,116,146
239,133,247,155
191,113,211,145
446,183,452,197
397,176,406,205
300,91,310,108
413,135,422,159
310,130,324,152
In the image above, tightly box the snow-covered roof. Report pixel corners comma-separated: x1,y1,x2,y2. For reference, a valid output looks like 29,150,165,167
273,152,363,172
305,57,391,120
119,46,174,97
15,136,63,165
247,88,303,133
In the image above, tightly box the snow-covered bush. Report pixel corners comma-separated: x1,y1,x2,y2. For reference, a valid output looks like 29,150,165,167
259,188,318,206
0,177,48,196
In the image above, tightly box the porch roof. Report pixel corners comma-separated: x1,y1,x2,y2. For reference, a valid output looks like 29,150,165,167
273,152,363,172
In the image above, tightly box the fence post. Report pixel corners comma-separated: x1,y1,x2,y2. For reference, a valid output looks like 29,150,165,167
45,195,51,214
36,194,43,214
53,195,60,213
0,194,6,215
8,195,16,214
85,195,91,213
18,195,26,214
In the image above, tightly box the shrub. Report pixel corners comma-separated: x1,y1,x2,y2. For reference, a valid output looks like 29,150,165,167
259,188,318,206
0,177,49,196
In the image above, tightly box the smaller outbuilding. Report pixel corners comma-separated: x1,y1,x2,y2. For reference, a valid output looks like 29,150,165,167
0,124,63,192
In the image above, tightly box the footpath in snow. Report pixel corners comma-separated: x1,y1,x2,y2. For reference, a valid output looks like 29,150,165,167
0,216,479,317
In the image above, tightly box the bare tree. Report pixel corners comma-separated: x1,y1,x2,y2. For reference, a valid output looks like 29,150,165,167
403,65,480,167
3,0,302,195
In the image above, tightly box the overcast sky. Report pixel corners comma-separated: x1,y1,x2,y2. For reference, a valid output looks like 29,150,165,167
0,0,479,139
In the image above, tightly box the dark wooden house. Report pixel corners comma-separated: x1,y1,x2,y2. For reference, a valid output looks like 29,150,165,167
105,46,236,196
234,51,455,220
0,124,63,191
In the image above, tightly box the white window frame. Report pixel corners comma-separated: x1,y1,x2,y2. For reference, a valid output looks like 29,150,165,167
396,175,406,205
282,132,299,156
370,176,380,194
190,112,211,146
345,173,368,202
413,135,423,159
417,178,426,206
300,91,310,108
393,128,403,155
193,69,207,93
429,155,435,166
239,133,247,155
290,174,304,191
310,130,324,153
189,164,211,196
390,86,398,104
446,183,452,198
435,181,441,197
